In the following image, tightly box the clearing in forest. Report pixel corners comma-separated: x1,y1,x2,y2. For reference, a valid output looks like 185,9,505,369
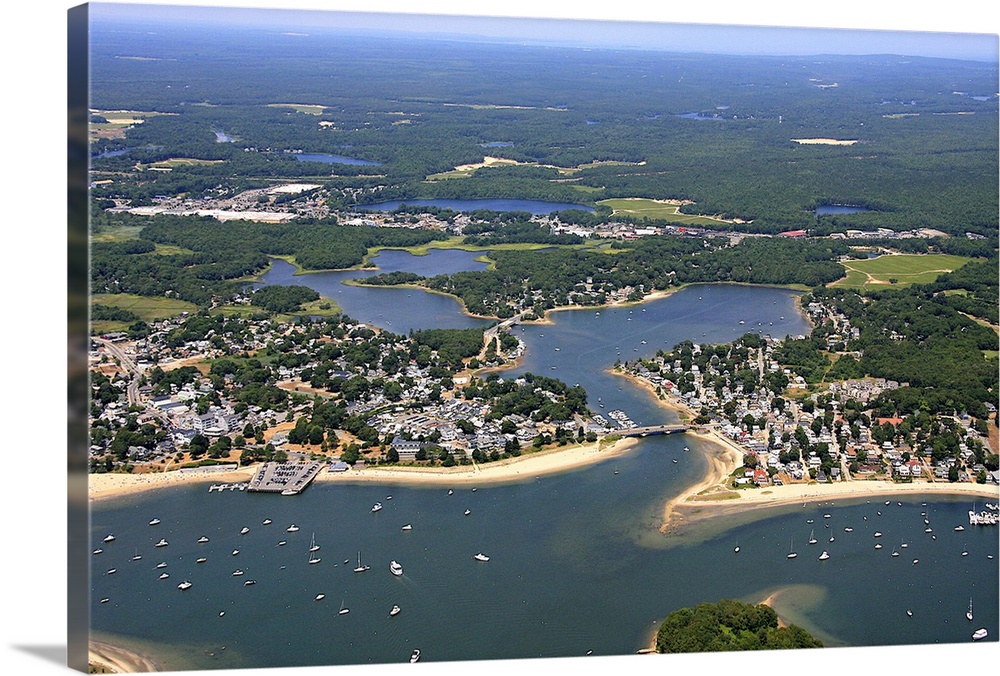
829,253,972,289
598,197,731,226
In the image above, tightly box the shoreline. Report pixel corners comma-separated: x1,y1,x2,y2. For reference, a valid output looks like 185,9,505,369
611,368,999,535
88,437,641,501
89,640,158,674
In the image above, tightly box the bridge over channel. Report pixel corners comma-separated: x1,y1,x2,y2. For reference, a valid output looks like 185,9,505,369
617,424,689,438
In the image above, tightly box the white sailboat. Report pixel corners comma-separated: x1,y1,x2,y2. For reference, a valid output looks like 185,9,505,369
787,539,797,559
967,597,973,622
338,599,350,615
308,536,321,565
808,529,817,545
353,551,369,573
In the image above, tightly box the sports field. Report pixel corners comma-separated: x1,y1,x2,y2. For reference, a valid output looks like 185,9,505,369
829,253,972,289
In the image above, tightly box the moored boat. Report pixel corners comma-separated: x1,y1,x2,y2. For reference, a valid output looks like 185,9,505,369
390,560,403,576
473,552,490,562
390,605,401,616
410,649,420,663
972,628,988,640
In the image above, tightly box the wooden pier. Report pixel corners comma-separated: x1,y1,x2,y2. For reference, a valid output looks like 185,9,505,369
248,461,324,495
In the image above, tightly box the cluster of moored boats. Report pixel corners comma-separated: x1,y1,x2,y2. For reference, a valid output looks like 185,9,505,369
741,500,994,641
96,487,497,662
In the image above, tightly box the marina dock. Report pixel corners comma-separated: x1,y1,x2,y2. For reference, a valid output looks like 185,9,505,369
248,461,324,495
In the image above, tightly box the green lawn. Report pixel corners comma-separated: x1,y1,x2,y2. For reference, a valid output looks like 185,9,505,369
91,293,200,333
597,198,731,226
830,254,972,289
92,293,199,320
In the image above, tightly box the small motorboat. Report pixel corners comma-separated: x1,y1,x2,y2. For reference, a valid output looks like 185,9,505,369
410,649,421,663
473,553,490,562
390,605,401,616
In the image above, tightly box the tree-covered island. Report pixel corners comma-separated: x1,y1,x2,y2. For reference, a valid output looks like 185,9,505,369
655,599,823,653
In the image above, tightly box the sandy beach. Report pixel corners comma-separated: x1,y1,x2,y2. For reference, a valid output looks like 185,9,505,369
314,436,640,486
88,467,255,502
88,437,640,501
89,640,158,673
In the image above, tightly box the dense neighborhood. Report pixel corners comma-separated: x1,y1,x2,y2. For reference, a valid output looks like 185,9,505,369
620,293,1000,491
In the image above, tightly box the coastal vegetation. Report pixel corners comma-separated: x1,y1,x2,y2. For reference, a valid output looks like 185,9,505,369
655,599,823,652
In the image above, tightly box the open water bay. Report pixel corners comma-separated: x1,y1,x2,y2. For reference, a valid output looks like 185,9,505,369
90,250,998,670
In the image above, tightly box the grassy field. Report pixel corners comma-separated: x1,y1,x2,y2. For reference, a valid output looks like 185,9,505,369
92,294,199,320
386,236,613,258
91,225,144,243
425,158,641,181
267,103,327,115
90,110,175,140
143,158,225,169
91,293,199,333
829,254,972,290
597,198,731,226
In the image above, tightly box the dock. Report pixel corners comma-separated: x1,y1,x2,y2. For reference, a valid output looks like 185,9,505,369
248,461,324,495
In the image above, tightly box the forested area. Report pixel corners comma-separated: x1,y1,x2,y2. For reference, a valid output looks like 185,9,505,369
655,599,823,652
425,236,851,317
798,281,998,419
90,213,449,304
88,18,998,236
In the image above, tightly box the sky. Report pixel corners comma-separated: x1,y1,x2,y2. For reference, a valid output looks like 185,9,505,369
0,2,997,676
88,0,999,61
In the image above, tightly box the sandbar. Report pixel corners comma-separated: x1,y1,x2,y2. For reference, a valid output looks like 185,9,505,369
89,640,158,673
